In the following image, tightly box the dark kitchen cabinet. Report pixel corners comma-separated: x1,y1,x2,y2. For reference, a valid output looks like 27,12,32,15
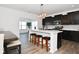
61,15,72,25
62,30,79,42
42,16,54,29
42,15,62,26
70,31,79,42
68,11,79,24
53,15,62,25
62,30,72,40
61,11,79,25
42,11,79,26
54,14,62,20
42,16,54,25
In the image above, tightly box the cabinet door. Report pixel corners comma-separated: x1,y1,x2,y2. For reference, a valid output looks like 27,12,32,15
70,31,79,42
54,14,62,20
73,12,79,24
61,15,72,25
62,31,72,40
68,11,79,24
42,16,54,25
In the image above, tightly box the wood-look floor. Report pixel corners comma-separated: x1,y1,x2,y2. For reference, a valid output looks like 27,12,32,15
21,43,51,54
7,39,79,54
58,39,79,54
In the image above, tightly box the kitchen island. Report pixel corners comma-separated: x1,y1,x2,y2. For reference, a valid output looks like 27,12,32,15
29,30,62,53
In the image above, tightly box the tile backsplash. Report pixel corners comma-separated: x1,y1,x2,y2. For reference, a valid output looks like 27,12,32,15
44,25,79,30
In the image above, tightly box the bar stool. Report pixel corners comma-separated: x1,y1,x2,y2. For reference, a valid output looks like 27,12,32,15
30,33,36,45
36,35,42,46
42,36,50,51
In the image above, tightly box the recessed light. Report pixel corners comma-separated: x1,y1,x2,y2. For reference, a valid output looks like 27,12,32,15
72,5,75,7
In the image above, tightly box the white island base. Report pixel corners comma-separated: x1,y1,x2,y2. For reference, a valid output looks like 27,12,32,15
29,30,62,53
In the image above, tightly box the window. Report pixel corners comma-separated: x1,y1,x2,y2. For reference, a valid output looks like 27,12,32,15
19,21,26,29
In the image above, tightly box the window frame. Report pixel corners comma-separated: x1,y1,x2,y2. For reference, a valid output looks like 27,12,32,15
19,21,26,30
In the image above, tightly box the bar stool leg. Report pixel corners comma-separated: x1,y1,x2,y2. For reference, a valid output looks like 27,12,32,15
33,36,36,45
35,36,36,45
37,37,40,46
32,37,33,43
33,36,34,44
42,38,43,48
46,39,48,51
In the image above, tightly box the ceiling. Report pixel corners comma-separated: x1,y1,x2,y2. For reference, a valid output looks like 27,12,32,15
0,4,79,15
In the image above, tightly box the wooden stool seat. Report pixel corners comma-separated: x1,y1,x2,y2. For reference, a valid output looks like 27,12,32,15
30,33,36,36
37,35,42,37
42,37,50,40
42,36,50,51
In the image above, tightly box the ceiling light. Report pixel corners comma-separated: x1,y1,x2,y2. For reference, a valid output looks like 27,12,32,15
38,4,47,19
72,5,75,7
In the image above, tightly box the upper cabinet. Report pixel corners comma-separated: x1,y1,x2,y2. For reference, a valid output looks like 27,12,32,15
54,14,62,20
42,15,62,25
42,11,79,26
42,16,54,25
61,14,72,25
68,11,79,24
53,14,62,25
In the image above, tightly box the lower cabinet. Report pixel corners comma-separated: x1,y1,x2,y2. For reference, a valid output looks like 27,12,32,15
70,31,79,42
54,30,79,49
62,30,79,42
62,31,71,40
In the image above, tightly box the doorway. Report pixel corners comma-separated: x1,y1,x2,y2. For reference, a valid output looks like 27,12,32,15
19,21,28,46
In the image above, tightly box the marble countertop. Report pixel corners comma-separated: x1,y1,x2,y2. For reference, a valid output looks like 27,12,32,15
61,28,79,31
30,30,62,34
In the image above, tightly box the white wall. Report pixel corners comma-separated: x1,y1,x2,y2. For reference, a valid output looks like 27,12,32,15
0,6,38,37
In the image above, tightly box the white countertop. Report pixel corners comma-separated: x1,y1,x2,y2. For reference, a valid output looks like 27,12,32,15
31,30,62,34
62,28,79,31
